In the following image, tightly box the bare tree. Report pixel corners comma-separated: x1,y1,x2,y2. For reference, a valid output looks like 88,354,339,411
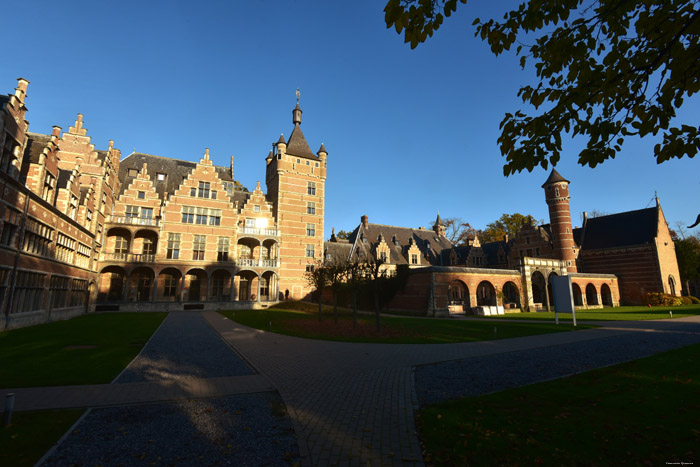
364,257,387,332
346,259,368,329
325,258,349,325
304,260,328,322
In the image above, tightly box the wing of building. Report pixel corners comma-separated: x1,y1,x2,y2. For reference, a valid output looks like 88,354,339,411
0,79,326,329
0,78,683,329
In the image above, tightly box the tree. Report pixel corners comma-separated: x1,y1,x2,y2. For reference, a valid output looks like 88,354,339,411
433,217,477,245
336,230,351,240
304,261,328,321
346,259,369,329
479,212,537,243
325,257,349,324
385,1,700,175
674,234,700,296
364,257,387,332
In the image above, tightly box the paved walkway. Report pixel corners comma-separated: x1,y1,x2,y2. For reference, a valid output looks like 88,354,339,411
2,313,700,466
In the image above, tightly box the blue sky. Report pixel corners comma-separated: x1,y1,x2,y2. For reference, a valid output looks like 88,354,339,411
3,0,699,238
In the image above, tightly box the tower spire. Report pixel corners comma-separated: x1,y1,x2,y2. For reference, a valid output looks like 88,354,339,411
293,89,302,126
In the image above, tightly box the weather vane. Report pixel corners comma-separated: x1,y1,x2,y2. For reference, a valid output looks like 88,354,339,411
296,88,300,104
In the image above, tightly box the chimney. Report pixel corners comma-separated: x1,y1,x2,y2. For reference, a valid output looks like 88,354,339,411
582,211,588,223
504,233,509,243
230,155,235,178
15,78,29,104
361,215,369,228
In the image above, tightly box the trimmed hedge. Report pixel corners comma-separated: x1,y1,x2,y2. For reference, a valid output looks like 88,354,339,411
642,292,683,306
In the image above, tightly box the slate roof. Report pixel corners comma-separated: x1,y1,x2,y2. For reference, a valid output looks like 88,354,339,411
347,222,453,266
542,168,570,187
24,133,52,163
481,240,511,266
286,124,318,160
118,152,245,205
581,207,658,250
324,241,353,261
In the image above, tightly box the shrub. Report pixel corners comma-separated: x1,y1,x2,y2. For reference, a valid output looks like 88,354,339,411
643,292,683,306
688,295,700,304
680,296,693,305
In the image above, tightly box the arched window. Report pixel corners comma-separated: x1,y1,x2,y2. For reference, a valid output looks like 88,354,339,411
668,275,676,296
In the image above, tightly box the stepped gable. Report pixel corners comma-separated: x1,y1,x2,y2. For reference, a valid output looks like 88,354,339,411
349,221,453,265
24,133,52,163
118,152,246,207
581,207,658,250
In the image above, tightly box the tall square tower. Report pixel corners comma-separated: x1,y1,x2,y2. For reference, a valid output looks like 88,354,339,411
266,101,327,299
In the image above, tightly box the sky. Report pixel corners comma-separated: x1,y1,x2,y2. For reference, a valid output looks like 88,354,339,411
3,0,699,239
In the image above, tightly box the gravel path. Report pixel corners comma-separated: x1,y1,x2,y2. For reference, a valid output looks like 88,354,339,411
415,321,700,405
116,312,253,383
43,312,300,466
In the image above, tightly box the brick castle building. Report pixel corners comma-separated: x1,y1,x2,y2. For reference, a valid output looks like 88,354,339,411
0,78,680,328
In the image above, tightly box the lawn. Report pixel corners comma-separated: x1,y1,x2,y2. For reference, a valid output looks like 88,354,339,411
418,342,700,465
483,304,700,321
0,409,84,467
0,312,167,387
221,302,592,343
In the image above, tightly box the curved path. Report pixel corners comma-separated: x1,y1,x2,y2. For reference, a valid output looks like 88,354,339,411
3,313,700,466
203,313,700,466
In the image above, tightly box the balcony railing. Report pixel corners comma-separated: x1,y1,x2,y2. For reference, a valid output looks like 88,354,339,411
109,216,160,227
102,252,156,263
261,259,279,268
237,258,259,267
239,226,279,236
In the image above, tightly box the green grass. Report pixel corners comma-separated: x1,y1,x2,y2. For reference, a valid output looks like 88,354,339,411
0,409,84,467
0,312,167,387
418,343,700,465
221,302,593,343
485,304,700,321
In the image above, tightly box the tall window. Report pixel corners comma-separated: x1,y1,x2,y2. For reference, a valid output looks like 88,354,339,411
12,271,45,313
0,209,20,247
167,233,180,259
164,273,178,297
49,276,69,310
306,223,315,236
69,195,78,220
197,181,210,198
142,237,156,255
125,206,139,221
69,279,88,307
182,206,194,223
42,172,55,202
307,181,316,195
306,244,315,258
217,237,229,261
307,202,315,215
56,233,76,263
114,236,129,255
411,254,418,265
141,208,153,221
193,235,206,260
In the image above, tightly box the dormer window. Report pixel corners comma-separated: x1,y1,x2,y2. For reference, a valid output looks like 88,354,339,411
138,191,145,199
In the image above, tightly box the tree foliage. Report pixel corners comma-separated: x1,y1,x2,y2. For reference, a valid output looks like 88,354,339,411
433,217,477,245
336,229,351,240
479,212,538,243
674,234,700,292
385,0,700,174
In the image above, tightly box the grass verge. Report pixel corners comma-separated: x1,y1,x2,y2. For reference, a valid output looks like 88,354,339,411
0,312,167,387
221,302,592,343
0,409,84,467
418,343,700,465
484,304,700,321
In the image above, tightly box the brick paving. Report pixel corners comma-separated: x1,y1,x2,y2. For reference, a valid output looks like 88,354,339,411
203,312,700,466
2,313,700,466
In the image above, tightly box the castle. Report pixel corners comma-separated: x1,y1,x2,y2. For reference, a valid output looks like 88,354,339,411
0,78,681,329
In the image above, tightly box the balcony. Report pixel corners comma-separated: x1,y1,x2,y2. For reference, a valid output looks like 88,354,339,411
239,226,279,237
261,259,279,268
102,252,156,263
237,258,259,267
109,216,161,227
